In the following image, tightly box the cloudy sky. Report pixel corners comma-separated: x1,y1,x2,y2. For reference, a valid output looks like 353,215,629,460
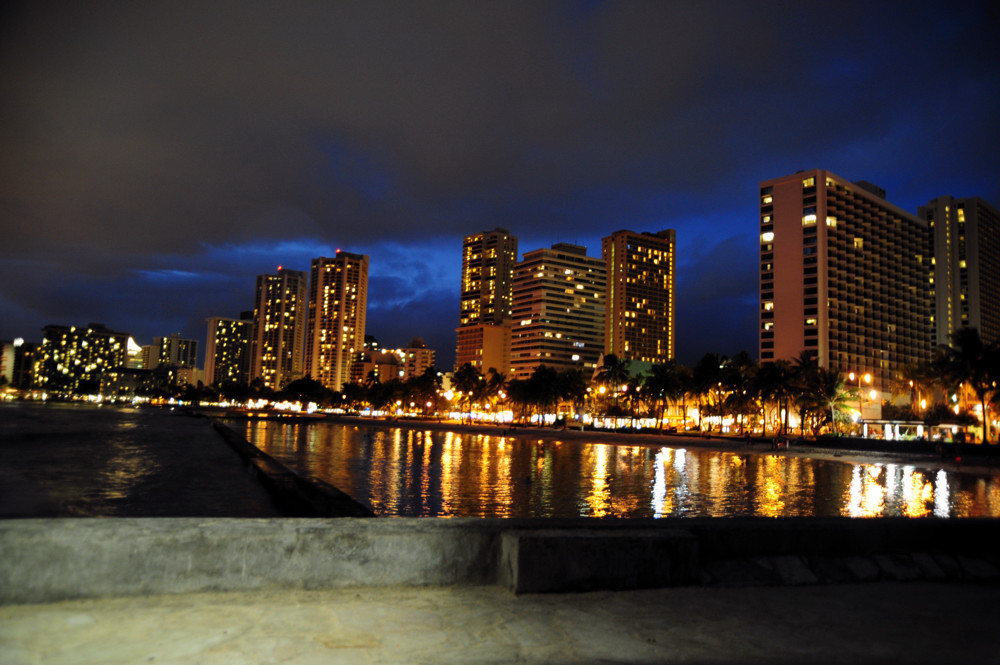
2,0,998,369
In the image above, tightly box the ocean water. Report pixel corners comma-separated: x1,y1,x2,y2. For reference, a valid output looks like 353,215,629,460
0,402,281,517
239,419,1000,519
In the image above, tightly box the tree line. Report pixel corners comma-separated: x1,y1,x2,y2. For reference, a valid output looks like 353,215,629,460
178,327,1000,443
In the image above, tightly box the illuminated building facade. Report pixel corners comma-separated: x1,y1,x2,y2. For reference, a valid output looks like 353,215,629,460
602,229,676,363
455,228,518,371
919,196,1000,347
1,338,37,390
35,323,130,395
510,243,606,380
204,314,252,386
250,267,308,390
153,333,198,369
399,338,436,380
305,251,369,391
759,170,933,393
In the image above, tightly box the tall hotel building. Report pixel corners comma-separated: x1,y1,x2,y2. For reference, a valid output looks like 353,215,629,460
250,267,308,389
34,323,130,395
759,170,933,393
455,228,518,372
602,229,677,363
153,333,199,369
510,243,606,380
918,197,1000,347
204,313,252,386
305,251,369,390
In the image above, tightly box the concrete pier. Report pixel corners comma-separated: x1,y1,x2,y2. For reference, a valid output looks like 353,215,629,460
2,517,998,604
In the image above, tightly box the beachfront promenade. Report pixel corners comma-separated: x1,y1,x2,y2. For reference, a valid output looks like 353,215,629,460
2,403,999,663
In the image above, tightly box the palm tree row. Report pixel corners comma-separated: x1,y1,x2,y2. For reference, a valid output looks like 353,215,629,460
190,327,997,442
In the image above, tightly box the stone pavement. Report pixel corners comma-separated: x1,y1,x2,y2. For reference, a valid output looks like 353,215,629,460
2,582,997,664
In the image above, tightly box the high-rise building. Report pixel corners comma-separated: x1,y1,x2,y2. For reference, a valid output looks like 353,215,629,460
34,323,130,395
758,170,933,393
918,196,1000,347
455,228,518,371
250,267,308,390
510,243,606,380
304,251,369,391
1,338,37,390
153,333,199,369
602,229,677,363
204,314,252,386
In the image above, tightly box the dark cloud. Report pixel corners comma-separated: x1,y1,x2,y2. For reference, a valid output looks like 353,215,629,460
1,1,998,367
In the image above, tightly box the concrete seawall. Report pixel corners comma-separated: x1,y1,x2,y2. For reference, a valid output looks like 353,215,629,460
211,421,375,518
2,517,998,604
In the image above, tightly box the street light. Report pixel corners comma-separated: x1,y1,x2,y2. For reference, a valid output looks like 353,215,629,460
848,372,872,435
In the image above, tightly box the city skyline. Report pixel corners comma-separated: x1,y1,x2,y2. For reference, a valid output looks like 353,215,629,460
2,2,999,368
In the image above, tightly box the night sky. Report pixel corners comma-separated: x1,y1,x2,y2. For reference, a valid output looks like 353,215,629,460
2,1,998,370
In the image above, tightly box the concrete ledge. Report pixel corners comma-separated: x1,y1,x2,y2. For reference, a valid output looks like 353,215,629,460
499,529,698,593
2,518,998,604
212,422,375,517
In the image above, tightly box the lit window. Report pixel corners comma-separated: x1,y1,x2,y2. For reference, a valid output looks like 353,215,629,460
802,214,816,226
763,301,774,311
761,231,774,243
762,195,773,205
826,217,837,227
805,318,817,326
853,237,863,249
802,177,815,187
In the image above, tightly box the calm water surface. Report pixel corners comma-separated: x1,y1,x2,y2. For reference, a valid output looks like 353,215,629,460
239,421,1000,518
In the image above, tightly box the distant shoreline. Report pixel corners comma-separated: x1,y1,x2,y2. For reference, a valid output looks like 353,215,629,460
213,409,1000,476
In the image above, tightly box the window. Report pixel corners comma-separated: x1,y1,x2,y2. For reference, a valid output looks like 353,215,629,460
802,177,815,187
853,237,864,249
761,231,775,243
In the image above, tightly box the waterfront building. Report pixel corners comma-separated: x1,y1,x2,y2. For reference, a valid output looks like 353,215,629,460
758,170,933,394
250,267,308,390
455,228,518,372
352,350,402,384
1,338,37,390
398,338,436,380
34,323,130,395
204,315,252,386
153,333,199,369
510,243,607,380
602,229,677,363
305,251,369,391
918,196,1000,347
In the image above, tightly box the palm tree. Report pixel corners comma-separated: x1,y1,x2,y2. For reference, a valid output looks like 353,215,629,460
793,362,850,435
754,359,793,436
938,327,1000,443
556,368,589,425
596,354,631,411
723,351,756,434
645,361,681,430
692,353,725,431
483,368,509,420
891,362,934,418
452,362,483,422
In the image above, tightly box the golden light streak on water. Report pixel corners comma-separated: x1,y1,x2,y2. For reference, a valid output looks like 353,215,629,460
900,466,934,518
584,444,611,517
755,456,786,517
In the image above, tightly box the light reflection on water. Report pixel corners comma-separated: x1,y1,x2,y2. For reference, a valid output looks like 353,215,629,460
241,421,1000,518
